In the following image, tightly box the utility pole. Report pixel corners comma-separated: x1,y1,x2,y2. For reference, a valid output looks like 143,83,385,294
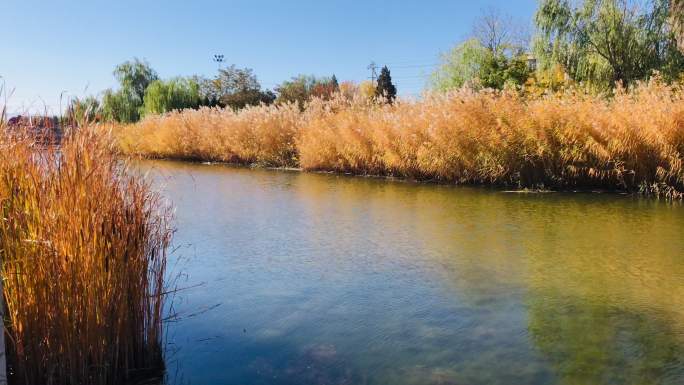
213,54,224,71
367,61,378,85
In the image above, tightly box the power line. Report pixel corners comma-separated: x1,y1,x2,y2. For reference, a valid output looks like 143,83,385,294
393,75,431,80
388,63,438,69
382,58,439,65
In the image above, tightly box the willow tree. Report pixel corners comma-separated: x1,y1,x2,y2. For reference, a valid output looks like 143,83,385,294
431,39,489,91
113,58,159,102
141,77,202,117
534,0,684,90
672,0,684,51
102,59,159,122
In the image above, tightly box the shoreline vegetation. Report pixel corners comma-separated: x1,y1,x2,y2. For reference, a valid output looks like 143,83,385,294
114,79,684,199
32,1,684,199
0,128,172,384
1,0,684,383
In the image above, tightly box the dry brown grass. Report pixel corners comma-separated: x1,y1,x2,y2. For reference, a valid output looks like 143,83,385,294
0,128,172,384
117,103,301,167
116,79,684,198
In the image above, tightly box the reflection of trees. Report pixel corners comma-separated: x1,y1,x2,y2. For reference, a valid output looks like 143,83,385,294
519,196,684,384
146,162,684,384
292,172,684,384
528,289,683,384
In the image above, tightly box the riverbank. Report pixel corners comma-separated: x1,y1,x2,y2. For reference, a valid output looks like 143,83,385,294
114,80,684,199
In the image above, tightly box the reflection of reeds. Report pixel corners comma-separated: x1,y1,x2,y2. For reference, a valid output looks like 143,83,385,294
0,128,172,384
116,80,684,198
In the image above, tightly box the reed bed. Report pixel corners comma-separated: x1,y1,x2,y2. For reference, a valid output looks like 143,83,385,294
117,103,301,167
116,80,684,198
0,128,172,384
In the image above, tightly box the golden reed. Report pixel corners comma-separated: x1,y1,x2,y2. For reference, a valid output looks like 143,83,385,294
116,79,684,198
0,128,171,384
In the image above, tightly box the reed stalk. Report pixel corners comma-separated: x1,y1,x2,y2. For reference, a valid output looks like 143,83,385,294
0,127,172,385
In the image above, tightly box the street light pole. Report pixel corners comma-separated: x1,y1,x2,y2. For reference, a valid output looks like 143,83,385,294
213,54,224,72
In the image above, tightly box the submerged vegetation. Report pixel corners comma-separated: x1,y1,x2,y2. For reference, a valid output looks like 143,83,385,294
116,78,684,198
0,128,172,384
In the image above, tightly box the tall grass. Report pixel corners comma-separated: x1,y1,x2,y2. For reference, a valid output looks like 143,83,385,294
0,128,172,384
117,103,301,167
116,79,684,198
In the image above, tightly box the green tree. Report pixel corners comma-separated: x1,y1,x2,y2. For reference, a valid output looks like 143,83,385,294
102,58,159,122
672,0,684,52
534,0,684,89
480,52,533,89
113,58,159,102
375,66,397,102
101,88,140,123
431,39,532,91
431,39,489,90
142,77,202,116
432,10,533,91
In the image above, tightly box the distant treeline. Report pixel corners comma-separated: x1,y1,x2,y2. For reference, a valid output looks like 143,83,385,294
67,61,398,125
67,0,684,126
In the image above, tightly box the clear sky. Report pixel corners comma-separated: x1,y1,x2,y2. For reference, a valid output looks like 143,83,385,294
1,0,538,114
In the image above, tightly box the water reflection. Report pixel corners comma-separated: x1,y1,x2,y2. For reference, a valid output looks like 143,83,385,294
138,161,684,385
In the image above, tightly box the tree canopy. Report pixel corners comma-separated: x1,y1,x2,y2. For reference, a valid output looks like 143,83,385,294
431,10,532,91
101,88,141,123
672,0,684,51
113,58,159,102
195,65,275,110
534,0,684,89
142,78,202,117
102,59,159,122
431,39,490,90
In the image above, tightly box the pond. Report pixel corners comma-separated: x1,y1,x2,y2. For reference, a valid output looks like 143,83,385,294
141,160,684,385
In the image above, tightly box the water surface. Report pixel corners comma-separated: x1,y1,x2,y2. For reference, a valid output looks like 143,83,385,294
141,161,684,385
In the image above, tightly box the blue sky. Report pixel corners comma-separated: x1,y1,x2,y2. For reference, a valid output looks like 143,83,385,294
1,0,538,114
